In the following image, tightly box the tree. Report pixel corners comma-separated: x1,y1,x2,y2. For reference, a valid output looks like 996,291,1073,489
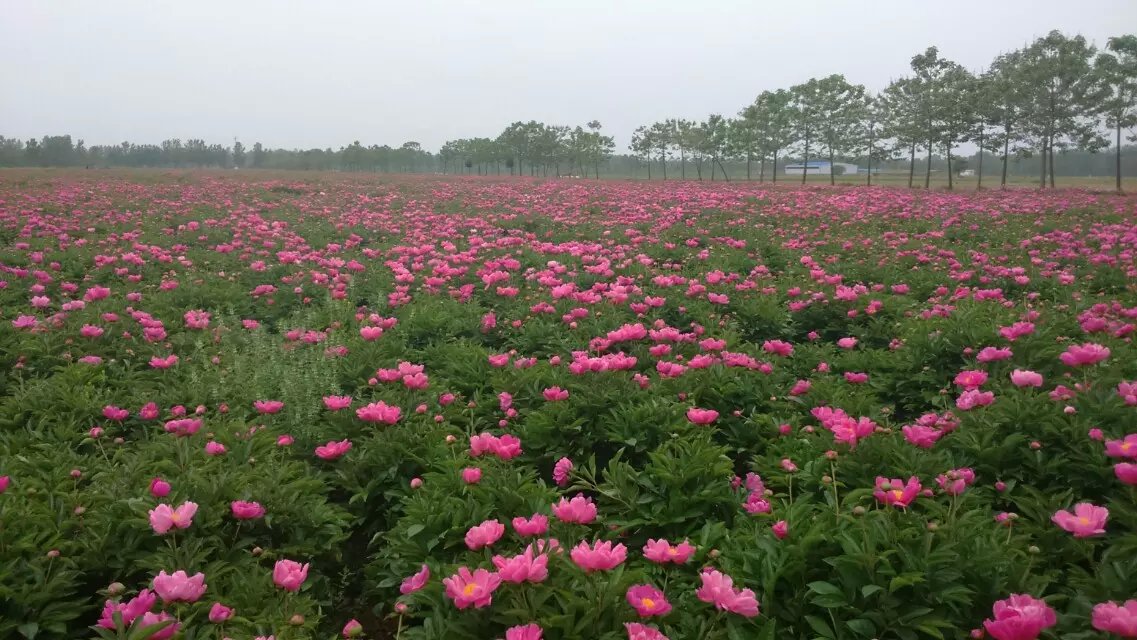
789,77,827,184
700,114,732,181
880,77,924,188
813,74,869,186
1096,35,1137,192
232,141,246,168
981,51,1030,189
630,126,655,179
1018,31,1109,188
252,142,266,168
746,89,794,182
648,121,673,179
910,47,968,188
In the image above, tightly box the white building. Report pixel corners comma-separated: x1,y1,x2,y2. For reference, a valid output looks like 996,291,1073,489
783,161,858,176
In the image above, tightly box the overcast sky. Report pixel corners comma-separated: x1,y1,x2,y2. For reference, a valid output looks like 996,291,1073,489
2,0,1133,152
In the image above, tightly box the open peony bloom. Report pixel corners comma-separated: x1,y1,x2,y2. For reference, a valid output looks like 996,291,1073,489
273,559,309,591
148,502,197,534
230,500,265,520
983,594,1057,640
492,546,549,584
1059,342,1110,366
1052,502,1108,538
464,519,505,550
1092,600,1137,637
625,623,670,640
315,439,352,460
873,476,921,508
570,539,627,572
99,589,157,629
152,570,207,603
399,564,430,594
686,407,719,425
552,494,597,524
442,567,501,609
355,401,402,424
695,568,760,617
505,623,543,640
1009,369,1044,388
626,584,672,617
642,538,696,564
512,513,549,537
553,457,574,486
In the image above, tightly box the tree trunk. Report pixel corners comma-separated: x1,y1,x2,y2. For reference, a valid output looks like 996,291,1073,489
716,158,729,181
946,146,953,190
1039,139,1047,189
908,142,916,188
594,162,599,180
772,150,778,183
924,137,932,189
746,153,752,181
759,157,766,183
1001,126,1010,189
661,152,667,180
1048,136,1055,188
976,134,984,191
681,149,686,179
801,135,809,185
1117,122,1124,193
866,126,874,187
828,145,836,186
647,161,651,180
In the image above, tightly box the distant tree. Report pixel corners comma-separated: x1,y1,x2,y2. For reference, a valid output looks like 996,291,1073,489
1096,35,1137,192
880,77,923,187
251,142,266,168
648,121,673,179
789,77,827,184
232,141,246,168
1018,31,1109,188
630,125,655,179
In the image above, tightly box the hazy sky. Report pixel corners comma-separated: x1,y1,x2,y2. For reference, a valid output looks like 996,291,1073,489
2,0,1133,152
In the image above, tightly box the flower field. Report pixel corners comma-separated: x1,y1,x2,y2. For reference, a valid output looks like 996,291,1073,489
1,173,1136,640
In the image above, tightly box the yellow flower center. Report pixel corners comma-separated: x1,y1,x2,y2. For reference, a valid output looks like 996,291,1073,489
641,598,656,609
1123,442,1132,451
667,548,678,555
462,584,477,596
1078,517,1090,525
892,490,904,500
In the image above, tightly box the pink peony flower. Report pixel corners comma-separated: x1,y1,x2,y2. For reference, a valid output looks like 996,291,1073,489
315,439,352,460
1010,370,1044,388
461,467,482,484
873,476,921,508
1059,342,1110,366
505,624,543,640
356,401,401,424
956,389,995,410
1052,502,1108,537
542,386,569,401
323,395,352,410
230,500,265,520
208,602,234,623
400,564,430,594
273,559,309,592
98,589,157,629
512,513,549,537
1118,381,1137,406
464,519,505,550
493,547,549,583
642,538,696,564
442,567,501,609
625,623,670,640
342,619,363,638
253,400,284,414
772,520,789,539
626,584,672,617
695,569,760,617
204,441,226,456
148,502,197,534
553,457,574,486
1092,600,1137,637
983,594,1057,640
152,570,206,603
1116,463,1137,485
686,407,719,425
149,477,170,498
570,540,627,572
953,370,988,389
1105,434,1137,459
552,494,597,524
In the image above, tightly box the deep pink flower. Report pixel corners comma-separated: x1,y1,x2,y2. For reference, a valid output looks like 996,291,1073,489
1092,600,1137,637
342,619,363,638
983,594,1057,640
552,494,597,524
505,624,543,640
762,340,793,357
956,389,995,410
98,589,157,629
570,540,627,572
772,520,788,539
152,570,206,603
686,407,719,425
512,514,549,537
1105,434,1137,459
553,457,573,486
1052,502,1108,537
493,547,549,583
543,386,569,401
204,441,226,456
1118,381,1137,406
902,424,943,448
1009,370,1043,388
696,569,760,617
873,476,921,508
273,559,309,591
230,500,265,520
208,602,234,623
148,502,197,534
954,370,988,389
149,477,170,498
627,584,672,617
356,401,401,424
442,567,500,609
464,519,505,550
461,467,482,484
315,439,352,460
1060,343,1111,367
400,564,430,594
642,538,696,564
625,623,670,640
1116,463,1137,485
323,395,352,410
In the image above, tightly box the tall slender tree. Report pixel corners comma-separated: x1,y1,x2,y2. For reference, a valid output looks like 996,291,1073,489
1096,35,1137,192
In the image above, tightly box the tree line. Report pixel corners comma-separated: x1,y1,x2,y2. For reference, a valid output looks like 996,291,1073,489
629,31,1136,190
2,30,1134,189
